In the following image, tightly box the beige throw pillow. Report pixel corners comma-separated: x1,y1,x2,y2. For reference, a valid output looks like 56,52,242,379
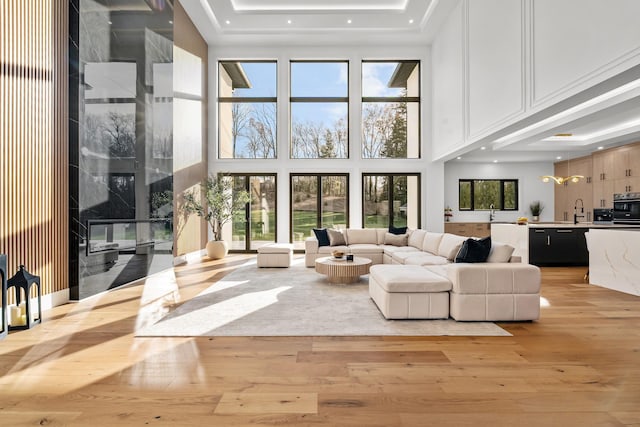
384,232,408,247
327,228,346,246
487,241,515,262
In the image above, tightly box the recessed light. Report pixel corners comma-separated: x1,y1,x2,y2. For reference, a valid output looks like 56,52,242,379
456,156,462,160
108,20,112,25
287,19,292,24
168,20,173,24
225,20,230,25
347,19,352,24
480,146,486,150
493,160,498,163
556,156,562,159
597,146,604,150
409,19,414,24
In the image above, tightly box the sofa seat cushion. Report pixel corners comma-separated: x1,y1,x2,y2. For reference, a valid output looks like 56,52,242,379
318,245,349,255
369,265,452,293
348,243,384,254
383,245,420,256
403,253,450,266
445,263,540,294
257,243,294,254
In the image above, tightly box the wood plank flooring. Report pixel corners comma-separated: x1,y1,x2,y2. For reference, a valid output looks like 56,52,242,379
1,255,639,426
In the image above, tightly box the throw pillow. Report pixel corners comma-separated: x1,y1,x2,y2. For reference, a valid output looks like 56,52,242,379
389,225,408,235
384,232,408,246
313,228,330,247
487,241,515,263
327,228,346,246
455,236,492,263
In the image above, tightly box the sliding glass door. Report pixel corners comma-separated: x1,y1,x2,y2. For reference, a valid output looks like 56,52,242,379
290,174,349,249
230,174,277,251
363,173,420,229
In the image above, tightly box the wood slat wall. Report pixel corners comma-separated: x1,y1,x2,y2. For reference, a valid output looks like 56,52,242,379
0,0,69,299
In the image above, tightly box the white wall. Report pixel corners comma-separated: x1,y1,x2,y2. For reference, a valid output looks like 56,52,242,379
208,45,446,242
444,161,555,223
432,0,640,160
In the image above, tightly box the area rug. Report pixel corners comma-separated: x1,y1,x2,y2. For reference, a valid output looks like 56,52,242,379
136,259,511,337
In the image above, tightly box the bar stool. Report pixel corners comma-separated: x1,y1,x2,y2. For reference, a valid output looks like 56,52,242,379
0,254,7,339
7,265,42,330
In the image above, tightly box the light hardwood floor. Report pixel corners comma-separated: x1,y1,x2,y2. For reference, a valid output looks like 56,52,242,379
1,255,639,426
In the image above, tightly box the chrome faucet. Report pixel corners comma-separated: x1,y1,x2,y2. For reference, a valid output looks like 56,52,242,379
574,198,584,224
489,204,495,222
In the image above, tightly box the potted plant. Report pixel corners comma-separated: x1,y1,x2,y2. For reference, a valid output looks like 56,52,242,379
529,200,544,222
444,206,453,222
182,174,250,259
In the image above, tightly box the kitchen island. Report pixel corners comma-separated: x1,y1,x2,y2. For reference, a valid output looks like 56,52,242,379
491,223,640,267
586,229,640,296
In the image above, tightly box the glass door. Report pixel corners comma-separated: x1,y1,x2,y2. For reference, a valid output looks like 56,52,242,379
230,174,277,251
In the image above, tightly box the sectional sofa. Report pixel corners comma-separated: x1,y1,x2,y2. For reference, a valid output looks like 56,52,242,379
305,228,541,322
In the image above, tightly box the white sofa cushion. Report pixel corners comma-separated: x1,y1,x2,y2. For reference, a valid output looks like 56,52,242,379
437,233,467,260
422,232,444,254
487,241,515,263
403,254,450,266
408,229,427,249
348,243,384,254
345,228,378,245
369,265,452,293
376,228,388,245
445,263,541,294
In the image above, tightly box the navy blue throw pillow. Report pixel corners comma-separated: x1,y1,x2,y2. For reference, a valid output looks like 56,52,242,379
455,236,491,263
389,226,408,235
313,228,330,247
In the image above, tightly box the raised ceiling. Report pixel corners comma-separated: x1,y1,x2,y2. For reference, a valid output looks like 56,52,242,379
181,0,455,46
180,0,640,163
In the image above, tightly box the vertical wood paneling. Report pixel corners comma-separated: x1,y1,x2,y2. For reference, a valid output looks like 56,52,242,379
0,0,68,300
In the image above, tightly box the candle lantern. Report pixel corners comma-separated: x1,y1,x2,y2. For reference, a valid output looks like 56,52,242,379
0,254,7,339
7,265,42,330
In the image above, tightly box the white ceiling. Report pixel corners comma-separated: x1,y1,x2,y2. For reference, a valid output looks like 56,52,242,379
180,0,640,164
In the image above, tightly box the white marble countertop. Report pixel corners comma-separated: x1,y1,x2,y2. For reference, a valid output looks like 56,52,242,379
527,222,640,229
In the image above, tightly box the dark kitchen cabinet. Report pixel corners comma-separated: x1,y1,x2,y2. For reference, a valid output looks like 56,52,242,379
529,228,589,266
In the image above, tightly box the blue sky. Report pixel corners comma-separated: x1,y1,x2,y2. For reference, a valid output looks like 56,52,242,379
225,61,404,149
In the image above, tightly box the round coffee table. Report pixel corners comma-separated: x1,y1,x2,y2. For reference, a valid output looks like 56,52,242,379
314,256,372,284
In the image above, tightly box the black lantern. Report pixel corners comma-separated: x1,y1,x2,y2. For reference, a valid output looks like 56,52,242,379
0,254,7,339
7,265,42,330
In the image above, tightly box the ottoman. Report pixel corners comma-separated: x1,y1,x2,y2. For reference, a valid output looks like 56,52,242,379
369,265,452,319
257,243,294,268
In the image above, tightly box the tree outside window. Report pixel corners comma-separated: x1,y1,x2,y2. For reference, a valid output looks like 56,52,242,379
290,61,349,159
218,61,277,159
362,60,420,159
459,179,519,211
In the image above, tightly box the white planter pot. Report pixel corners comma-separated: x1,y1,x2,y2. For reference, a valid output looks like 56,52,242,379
206,240,228,259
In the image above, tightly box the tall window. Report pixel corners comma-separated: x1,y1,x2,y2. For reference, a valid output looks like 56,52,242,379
363,174,420,229
290,174,349,249
362,60,420,159
290,61,348,159
218,61,277,159
459,179,519,210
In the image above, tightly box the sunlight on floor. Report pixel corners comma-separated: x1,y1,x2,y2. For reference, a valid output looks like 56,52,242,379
142,285,292,336
134,268,182,333
540,296,550,307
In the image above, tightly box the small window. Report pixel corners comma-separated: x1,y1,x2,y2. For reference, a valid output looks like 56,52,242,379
459,179,518,211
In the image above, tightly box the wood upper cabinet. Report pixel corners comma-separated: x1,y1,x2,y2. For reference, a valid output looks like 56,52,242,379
613,145,640,193
592,149,616,182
